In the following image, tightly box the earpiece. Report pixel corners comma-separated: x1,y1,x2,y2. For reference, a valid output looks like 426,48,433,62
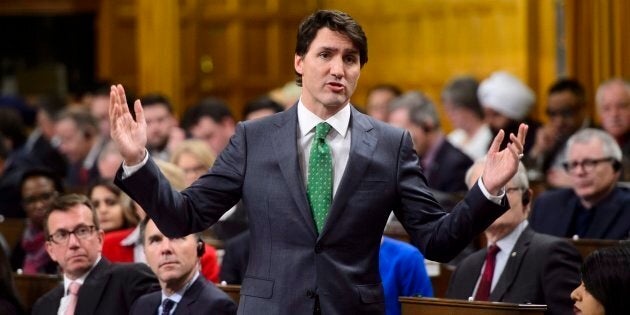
612,159,622,171
196,239,206,257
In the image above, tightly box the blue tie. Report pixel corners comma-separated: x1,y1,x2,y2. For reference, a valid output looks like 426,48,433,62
161,299,175,315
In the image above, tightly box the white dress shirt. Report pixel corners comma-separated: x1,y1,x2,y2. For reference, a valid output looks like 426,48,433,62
471,220,529,297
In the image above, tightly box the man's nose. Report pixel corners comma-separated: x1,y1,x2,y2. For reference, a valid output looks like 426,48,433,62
330,57,344,78
67,233,81,248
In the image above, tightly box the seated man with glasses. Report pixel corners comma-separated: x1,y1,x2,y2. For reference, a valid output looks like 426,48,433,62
32,194,158,315
530,128,630,240
446,157,581,314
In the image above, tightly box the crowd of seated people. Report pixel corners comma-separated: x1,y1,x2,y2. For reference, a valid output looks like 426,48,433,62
0,74,629,314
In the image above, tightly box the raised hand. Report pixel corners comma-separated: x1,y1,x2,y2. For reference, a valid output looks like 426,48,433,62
481,123,529,194
109,84,147,165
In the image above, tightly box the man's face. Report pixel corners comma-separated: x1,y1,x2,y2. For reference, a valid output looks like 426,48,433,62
367,89,397,122
598,83,630,138
566,138,619,204
189,117,234,154
547,90,584,138
54,119,92,163
295,27,361,114
483,107,512,130
21,176,57,230
143,220,198,290
388,108,429,156
90,95,111,138
45,204,103,280
143,105,176,150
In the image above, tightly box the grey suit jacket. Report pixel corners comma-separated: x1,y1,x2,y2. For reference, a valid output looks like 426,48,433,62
445,226,581,315
130,275,237,315
116,105,508,314
31,258,157,315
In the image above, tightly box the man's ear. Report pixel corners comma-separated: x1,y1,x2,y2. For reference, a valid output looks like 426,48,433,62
294,54,304,76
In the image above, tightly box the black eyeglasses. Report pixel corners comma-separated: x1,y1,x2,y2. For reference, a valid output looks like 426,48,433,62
47,225,96,244
562,157,615,173
22,191,58,206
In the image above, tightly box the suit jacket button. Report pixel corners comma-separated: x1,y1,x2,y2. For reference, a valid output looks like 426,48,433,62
314,244,323,253
306,290,316,298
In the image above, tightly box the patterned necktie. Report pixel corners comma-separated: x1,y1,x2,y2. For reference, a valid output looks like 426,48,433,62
475,244,501,301
161,298,175,315
307,122,333,234
64,281,81,315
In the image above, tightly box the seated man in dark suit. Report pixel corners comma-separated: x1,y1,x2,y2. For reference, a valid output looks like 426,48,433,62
32,194,157,315
388,91,473,193
530,128,630,240
132,217,236,315
447,159,581,314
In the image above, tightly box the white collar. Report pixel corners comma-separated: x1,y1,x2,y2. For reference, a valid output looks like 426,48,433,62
494,220,528,254
297,99,351,139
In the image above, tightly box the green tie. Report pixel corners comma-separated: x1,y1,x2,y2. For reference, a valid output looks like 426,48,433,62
307,122,333,234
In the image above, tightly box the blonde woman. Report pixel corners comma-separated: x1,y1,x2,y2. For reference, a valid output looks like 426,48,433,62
170,139,216,187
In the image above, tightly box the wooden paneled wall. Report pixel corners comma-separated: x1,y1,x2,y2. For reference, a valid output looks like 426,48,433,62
322,0,557,130
87,1,629,125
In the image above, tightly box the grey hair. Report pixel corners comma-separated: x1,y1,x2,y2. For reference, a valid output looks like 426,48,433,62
465,157,529,189
566,128,622,162
595,78,630,109
389,91,440,130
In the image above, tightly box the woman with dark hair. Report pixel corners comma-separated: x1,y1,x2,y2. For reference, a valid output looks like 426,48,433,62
87,179,139,233
571,244,630,315
0,246,25,315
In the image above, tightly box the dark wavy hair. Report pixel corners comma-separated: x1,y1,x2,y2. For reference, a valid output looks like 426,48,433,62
581,244,630,315
294,10,367,86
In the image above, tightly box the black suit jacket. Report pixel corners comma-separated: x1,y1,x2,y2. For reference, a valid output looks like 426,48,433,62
116,105,509,314
446,226,581,315
31,258,158,315
130,275,237,315
530,186,630,239
424,139,473,193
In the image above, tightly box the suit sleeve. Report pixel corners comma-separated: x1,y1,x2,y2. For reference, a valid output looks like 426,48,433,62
541,240,582,314
115,123,248,238
394,131,508,262
123,263,160,308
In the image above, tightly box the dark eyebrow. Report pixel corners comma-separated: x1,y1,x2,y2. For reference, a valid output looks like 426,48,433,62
147,234,163,243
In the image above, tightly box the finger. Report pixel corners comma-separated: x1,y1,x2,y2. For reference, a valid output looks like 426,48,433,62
134,100,145,127
109,86,118,120
488,129,505,154
509,133,524,154
517,123,529,147
116,84,132,117
507,142,520,160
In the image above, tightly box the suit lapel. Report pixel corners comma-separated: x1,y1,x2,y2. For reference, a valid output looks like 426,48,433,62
320,108,377,239
76,258,111,314
490,227,532,301
557,196,579,237
270,106,317,236
585,188,621,238
461,251,486,298
174,277,204,315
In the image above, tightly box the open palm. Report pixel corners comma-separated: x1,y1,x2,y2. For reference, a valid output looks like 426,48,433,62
109,84,148,165
481,124,529,194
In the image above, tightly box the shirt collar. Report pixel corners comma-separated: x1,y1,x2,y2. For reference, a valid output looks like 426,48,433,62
297,99,351,139
494,220,528,254
63,255,102,295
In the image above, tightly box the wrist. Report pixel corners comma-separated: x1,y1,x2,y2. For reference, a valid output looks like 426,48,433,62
125,149,146,166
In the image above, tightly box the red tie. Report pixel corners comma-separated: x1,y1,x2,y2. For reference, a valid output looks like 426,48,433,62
475,244,500,301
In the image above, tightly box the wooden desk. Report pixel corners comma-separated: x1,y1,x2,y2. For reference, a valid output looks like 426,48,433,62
217,284,241,304
400,297,546,315
14,273,61,310
569,238,622,259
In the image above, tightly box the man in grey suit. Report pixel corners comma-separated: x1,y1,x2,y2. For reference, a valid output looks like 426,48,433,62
109,10,528,314
446,159,581,314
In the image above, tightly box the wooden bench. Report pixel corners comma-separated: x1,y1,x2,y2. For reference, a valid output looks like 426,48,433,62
14,273,61,310
0,217,27,250
217,284,241,304
400,297,546,315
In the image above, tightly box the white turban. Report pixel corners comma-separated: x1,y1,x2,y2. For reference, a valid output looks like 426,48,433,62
478,71,535,121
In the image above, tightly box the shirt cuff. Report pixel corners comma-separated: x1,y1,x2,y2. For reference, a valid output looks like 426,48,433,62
477,177,505,205
121,149,149,179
